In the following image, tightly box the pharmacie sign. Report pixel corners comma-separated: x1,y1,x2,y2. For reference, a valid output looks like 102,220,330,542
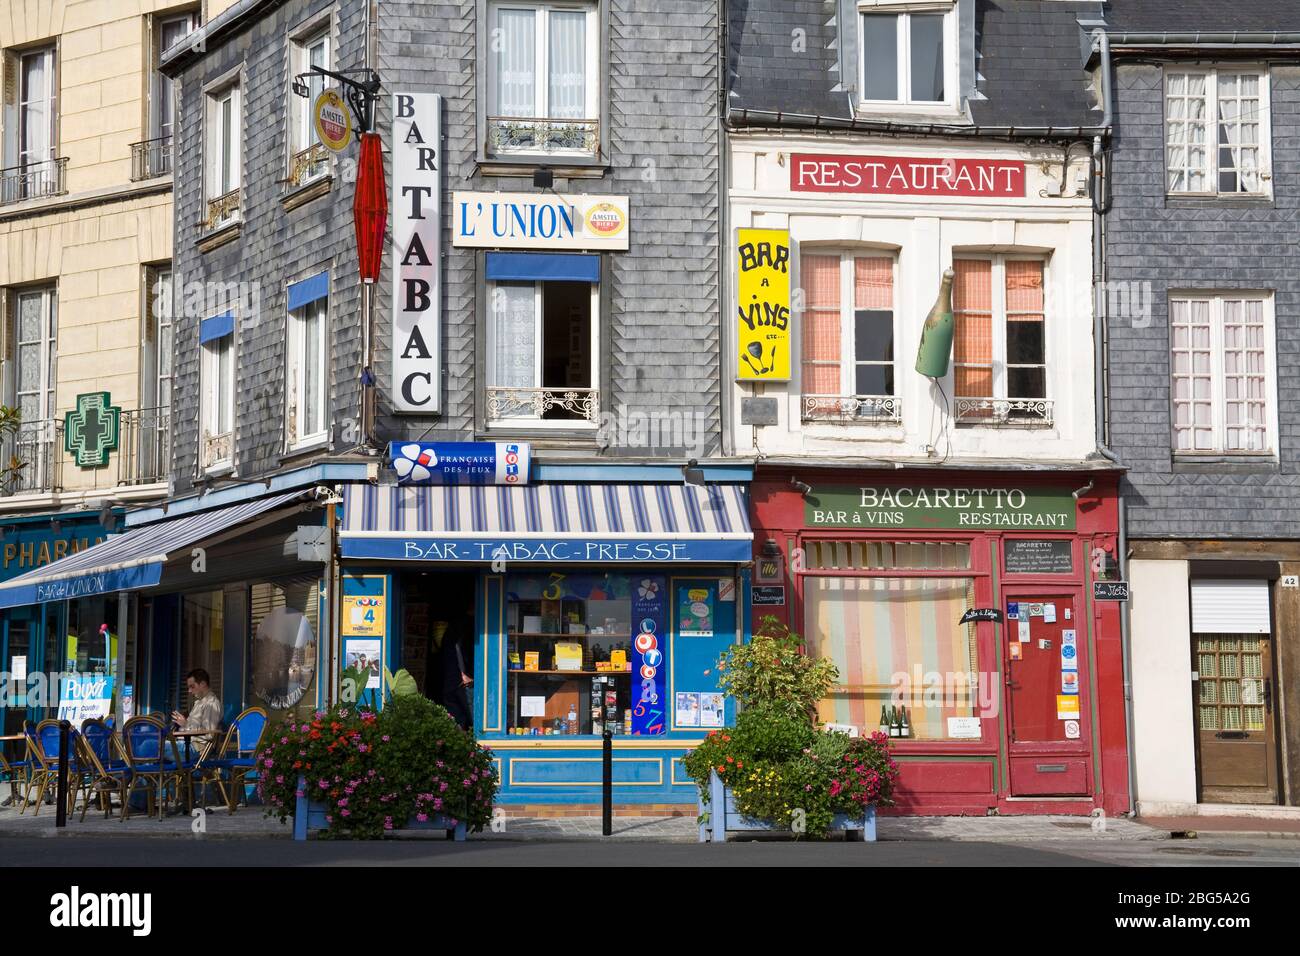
805,485,1076,531
452,192,630,250
392,92,443,413
790,153,1026,198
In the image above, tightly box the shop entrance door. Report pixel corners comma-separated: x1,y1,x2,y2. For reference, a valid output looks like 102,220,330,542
1193,634,1279,804
1004,593,1090,796
2,608,35,736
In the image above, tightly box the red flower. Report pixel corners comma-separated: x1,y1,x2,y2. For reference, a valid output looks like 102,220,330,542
726,756,734,763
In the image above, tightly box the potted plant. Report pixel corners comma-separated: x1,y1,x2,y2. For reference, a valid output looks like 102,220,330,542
683,617,900,842
257,672,498,840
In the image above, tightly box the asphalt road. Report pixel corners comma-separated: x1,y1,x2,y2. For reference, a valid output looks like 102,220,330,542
2,835,1296,867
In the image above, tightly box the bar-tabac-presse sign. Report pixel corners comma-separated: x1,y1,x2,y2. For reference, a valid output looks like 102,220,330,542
805,485,1077,531
736,227,791,381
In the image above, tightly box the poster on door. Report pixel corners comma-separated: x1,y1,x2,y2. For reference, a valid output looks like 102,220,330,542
630,575,668,735
343,594,386,637
57,674,114,722
678,584,715,636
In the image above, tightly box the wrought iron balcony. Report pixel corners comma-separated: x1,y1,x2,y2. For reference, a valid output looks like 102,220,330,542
286,143,330,188
130,136,173,180
485,387,600,425
486,116,599,156
0,157,68,206
954,397,1054,427
7,420,62,494
202,430,234,470
0,407,173,496
119,407,171,486
204,189,240,230
803,395,902,423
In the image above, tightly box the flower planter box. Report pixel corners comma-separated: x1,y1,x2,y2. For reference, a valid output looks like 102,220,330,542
697,771,876,843
292,777,467,841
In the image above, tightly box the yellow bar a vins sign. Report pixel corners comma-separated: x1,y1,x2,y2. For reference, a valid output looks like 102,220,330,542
736,228,791,381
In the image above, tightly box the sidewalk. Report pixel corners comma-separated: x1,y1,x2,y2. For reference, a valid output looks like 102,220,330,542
1137,815,1300,840
0,802,1190,843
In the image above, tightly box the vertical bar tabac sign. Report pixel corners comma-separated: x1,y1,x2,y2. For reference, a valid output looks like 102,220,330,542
391,92,442,413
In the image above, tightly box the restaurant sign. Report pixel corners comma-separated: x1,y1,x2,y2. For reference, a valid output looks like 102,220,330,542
452,192,630,250
790,153,1026,198
805,486,1076,531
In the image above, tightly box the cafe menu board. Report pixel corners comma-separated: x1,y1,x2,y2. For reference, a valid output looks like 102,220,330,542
1004,539,1074,575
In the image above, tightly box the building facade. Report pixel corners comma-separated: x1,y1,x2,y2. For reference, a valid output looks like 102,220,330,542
1103,0,1300,813
0,1,195,732
726,0,1131,816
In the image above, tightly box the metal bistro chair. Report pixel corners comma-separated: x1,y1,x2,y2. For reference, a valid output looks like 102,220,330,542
0,740,26,807
74,718,132,822
206,707,269,813
31,719,79,817
14,721,43,814
121,716,182,820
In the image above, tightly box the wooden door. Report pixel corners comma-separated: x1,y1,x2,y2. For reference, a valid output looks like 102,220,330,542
1194,634,1279,804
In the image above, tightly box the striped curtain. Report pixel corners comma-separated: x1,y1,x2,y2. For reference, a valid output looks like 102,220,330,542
801,254,842,394
803,576,978,739
548,10,587,119
953,259,993,398
494,8,536,116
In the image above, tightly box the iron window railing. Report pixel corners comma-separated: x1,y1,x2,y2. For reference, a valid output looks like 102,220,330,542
0,157,68,206
485,387,600,424
954,397,1054,427
803,395,902,423
486,116,599,156
130,136,173,180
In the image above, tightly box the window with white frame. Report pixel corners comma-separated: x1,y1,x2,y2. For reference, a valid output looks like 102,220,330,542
141,266,173,479
1166,67,1270,196
799,250,899,421
1170,293,1275,455
152,12,198,142
486,1,600,157
289,26,331,185
952,255,1050,424
1,45,59,203
204,82,241,228
200,315,236,470
486,279,598,425
4,287,58,491
287,289,328,448
859,1,956,109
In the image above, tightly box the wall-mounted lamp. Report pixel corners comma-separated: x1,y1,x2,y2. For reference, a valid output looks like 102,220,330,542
533,167,554,189
682,458,705,486
790,477,813,498
1072,480,1095,501
756,539,785,584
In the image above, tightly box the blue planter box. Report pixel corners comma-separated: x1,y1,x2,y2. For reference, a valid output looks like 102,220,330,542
697,771,876,843
292,777,467,841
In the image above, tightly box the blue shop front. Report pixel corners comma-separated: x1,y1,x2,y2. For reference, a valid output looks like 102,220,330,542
340,450,754,810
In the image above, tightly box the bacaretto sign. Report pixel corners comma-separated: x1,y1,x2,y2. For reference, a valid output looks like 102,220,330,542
391,92,442,413
805,485,1076,531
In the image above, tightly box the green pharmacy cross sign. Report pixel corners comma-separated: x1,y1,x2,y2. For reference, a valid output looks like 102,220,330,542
64,392,121,468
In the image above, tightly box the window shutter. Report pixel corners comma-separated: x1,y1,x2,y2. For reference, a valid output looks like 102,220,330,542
0,287,12,364
2,52,18,170
1191,579,1271,635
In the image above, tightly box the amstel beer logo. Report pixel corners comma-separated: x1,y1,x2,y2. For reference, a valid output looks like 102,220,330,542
585,202,626,237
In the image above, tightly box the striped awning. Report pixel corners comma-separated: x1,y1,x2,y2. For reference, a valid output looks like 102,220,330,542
0,490,318,609
340,482,752,564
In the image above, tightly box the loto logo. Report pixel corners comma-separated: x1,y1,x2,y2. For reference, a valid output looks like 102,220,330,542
585,202,626,237
503,444,522,483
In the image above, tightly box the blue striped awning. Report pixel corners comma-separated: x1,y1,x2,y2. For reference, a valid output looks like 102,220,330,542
0,490,317,608
340,483,752,564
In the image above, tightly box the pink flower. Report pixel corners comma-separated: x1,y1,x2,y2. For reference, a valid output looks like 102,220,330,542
318,780,329,790
276,775,284,784
417,813,428,822
340,809,350,817
263,758,274,767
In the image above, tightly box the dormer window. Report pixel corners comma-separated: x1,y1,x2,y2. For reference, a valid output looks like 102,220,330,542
858,1,957,111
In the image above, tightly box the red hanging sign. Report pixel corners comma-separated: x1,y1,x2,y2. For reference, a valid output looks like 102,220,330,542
353,132,388,283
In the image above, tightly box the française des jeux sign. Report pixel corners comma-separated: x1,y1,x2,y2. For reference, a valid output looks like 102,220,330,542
790,153,1026,198
805,485,1076,531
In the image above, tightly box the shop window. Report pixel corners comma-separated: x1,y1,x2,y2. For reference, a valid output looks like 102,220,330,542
486,279,598,426
1170,293,1275,456
200,312,236,472
250,577,320,722
952,256,1051,426
858,2,956,110
505,573,666,736
805,539,970,571
485,0,600,159
66,596,120,674
1165,68,1270,197
286,280,329,449
288,24,331,187
803,575,979,740
800,251,899,422
180,591,224,708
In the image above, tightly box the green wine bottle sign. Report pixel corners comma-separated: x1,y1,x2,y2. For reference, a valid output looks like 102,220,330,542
915,268,955,378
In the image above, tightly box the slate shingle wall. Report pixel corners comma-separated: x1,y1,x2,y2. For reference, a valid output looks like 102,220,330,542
1107,62,1300,539
171,0,723,493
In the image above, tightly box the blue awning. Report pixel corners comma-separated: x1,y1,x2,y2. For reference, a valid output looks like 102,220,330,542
287,271,329,311
339,482,753,564
0,489,319,609
199,311,234,344
485,252,600,283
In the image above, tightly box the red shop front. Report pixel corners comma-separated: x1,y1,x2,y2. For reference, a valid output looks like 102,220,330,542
750,467,1129,816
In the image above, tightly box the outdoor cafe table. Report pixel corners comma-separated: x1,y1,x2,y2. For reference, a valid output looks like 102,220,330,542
0,734,23,806
172,729,219,813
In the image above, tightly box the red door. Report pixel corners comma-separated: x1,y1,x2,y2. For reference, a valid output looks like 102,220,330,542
1004,593,1090,796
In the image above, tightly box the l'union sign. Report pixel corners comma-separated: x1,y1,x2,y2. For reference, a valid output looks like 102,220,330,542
452,192,629,250
805,485,1076,531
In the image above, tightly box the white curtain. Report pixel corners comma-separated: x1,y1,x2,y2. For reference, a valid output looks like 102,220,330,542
20,51,51,164
548,10,587,119
490,282,537,389
494,8,536,116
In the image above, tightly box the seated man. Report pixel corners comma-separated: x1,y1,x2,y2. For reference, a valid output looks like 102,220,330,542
171,668,222,757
